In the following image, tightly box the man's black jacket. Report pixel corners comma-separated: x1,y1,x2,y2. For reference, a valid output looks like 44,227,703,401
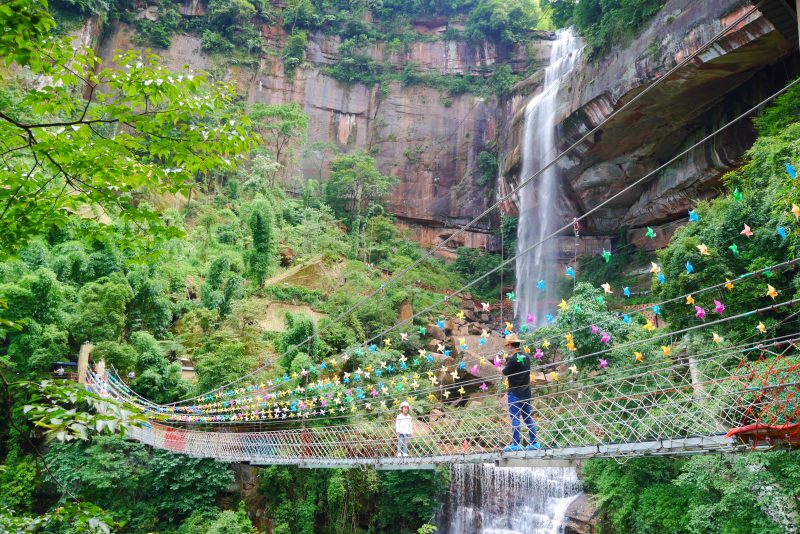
502,349,532,399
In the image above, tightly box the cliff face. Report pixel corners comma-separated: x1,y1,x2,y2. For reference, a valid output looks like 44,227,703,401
96,15,549,253
499,0,797,250
92,0,797,254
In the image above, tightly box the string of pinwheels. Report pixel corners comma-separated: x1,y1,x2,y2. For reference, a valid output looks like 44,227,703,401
102,328,796,426
109,292,800,423
111,326,800,428
126,254,800,418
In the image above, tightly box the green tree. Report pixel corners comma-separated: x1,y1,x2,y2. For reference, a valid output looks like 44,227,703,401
206,504,256,534
70,273,134,343
0,448,38,513
465,0,540,43
278,313,320,368
0,0,256,255
130,331,191,403
283,30,308,78
92,341,137,373
126,268,173,338
44,435,235,527
194,341,255,393
249,103,309,186
562,0,667,55
145,450,235,522
246,199,276,286
201,256,244,318
324,152,397,255
6,321,70,375
325,152,396,222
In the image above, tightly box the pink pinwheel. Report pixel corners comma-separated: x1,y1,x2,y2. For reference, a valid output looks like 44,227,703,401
470,365,479,374
741,224,753,238
481,302,491,312
321,400,328,407
534,348,544,360
479,383,488,392
493,356,502,368
714,300,725,315
591,325,599,335
600,332,611,344
695,306,706,320
527,313,535,323
370,389,378,397
599,359,608,369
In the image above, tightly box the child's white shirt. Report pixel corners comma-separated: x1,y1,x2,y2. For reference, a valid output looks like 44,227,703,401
396,413,413,434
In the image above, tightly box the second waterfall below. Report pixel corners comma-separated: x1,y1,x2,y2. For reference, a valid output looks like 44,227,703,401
436,464,582,534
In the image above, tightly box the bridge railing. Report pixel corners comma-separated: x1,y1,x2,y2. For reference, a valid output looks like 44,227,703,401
91,343,800,462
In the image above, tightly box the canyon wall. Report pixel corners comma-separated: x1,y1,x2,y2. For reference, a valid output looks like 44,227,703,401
96,11,550,254
91,0,798,256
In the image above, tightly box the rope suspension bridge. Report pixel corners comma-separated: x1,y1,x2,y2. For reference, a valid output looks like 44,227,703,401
75,3,800,469
87,330,800,468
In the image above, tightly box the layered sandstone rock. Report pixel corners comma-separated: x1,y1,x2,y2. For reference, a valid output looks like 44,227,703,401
96,17,549,252
94,0,798,252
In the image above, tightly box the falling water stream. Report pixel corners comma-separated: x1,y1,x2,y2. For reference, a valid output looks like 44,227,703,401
435,30,586,534
436,464,582,534
515,29,583,326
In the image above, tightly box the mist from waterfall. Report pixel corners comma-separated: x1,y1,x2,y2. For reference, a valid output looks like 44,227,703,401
435,464,582,534
515,29,583,325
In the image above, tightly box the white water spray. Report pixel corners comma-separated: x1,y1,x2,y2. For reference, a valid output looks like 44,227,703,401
436,464,582,534
515,30,583,325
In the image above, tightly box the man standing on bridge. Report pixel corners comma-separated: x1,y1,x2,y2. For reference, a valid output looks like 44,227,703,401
502,334,540,452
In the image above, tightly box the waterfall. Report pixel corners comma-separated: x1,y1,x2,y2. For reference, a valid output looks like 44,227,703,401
515,30,583,325
436,464,582,534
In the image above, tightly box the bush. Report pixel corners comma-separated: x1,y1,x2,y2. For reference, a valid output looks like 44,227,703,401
134,1,182,49
283,30,308,78
201,29,235,53
263,284,323,306
465,0,539,44
567,0,667,56
477,149,498,186
453,247,507,300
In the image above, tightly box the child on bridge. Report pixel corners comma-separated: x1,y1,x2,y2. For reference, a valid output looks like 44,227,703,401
396,401,413,457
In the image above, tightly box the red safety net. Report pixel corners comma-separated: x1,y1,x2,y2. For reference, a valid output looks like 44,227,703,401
725,348,800,447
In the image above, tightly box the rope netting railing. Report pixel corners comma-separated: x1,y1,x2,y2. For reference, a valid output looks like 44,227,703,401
87,338,800,464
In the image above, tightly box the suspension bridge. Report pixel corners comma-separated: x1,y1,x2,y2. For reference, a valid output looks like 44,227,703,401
86,329,800,469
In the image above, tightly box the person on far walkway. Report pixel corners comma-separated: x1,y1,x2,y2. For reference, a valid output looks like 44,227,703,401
502,334,540,452
396,401,413,457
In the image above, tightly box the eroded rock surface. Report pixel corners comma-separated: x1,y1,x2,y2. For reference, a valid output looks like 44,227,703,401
94,0,797,251
499,0,796,244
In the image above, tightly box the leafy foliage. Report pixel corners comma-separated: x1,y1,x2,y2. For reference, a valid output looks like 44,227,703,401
45,435,235,527
0,32,257,255
283,30,309,78
324,151,397,225
257,465,446,534
246,198,276,286
554,0,667,56
582,452,800,533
